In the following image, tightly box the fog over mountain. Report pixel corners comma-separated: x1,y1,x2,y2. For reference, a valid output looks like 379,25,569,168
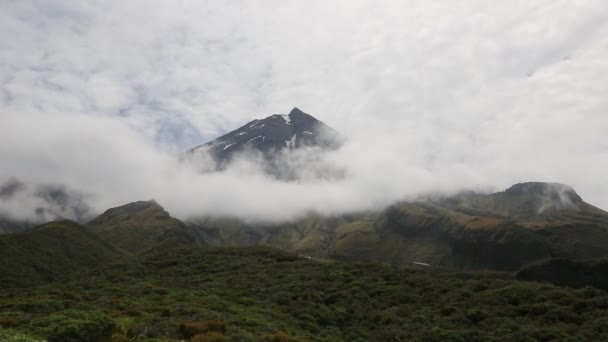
1,1,608,222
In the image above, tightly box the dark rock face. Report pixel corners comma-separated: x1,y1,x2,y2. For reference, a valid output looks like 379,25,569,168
187,108,345,168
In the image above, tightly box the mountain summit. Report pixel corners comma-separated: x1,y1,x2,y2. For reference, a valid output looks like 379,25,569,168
187,108,345,166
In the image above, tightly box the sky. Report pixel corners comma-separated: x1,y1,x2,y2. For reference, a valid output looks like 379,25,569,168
1,0,608,221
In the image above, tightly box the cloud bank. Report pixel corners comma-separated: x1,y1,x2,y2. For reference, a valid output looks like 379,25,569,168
1,1,608,222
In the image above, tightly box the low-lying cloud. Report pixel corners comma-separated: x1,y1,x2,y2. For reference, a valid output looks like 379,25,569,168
1,1,608,223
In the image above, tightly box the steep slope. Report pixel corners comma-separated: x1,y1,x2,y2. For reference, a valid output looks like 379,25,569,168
0,220,121,288
87,200,206,253
188,182,608,271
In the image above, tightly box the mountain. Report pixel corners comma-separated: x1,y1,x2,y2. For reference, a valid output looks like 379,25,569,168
4,186,608,340
0,220,121,288
87,200,206,253
189,182,608,271
185,108,345,176
41,180,607,273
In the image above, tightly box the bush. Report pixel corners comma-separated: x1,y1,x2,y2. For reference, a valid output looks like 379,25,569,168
0,318,19,328
17,299,63,314
542,307,582,324
178,320,227,340
466,308,489,324
122,308,144,317
192,331,225,342
261,330,307,342
111,334,130,342
0,327,45,342
29,310,115,342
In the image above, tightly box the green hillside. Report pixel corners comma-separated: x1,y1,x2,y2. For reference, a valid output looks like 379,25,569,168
3,183,608,340
189,183,608,271
2,246,608,341
0,220,122,288
88,200,206,254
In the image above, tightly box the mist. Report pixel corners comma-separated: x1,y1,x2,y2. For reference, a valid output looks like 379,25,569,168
1,1,608,222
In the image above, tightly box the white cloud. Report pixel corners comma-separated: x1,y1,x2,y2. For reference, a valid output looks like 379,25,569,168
1,0,608,221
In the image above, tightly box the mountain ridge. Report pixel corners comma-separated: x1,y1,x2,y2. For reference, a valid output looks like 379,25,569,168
185,181,608,270
87,199,206,254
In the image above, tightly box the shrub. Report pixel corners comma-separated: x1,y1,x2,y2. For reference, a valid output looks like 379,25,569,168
122,308,144,317
526,327,569,341
192,331,225,342
178,320,227,340
466,308,489,324
440,306,457,316
111,334,130,342
17,299,63,314
0,318,19,328
0,327,45,342
29,310,115,342
541,307,582,324
261,330,307,342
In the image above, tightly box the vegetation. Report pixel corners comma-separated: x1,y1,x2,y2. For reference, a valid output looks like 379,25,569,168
3,246,608,341
3,192,608,341
87,200,196,254
518,258,608,291
0,221,121,287
191,190,608,271
0,327,45,342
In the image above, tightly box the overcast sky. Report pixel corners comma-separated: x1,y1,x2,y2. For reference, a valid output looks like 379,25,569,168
1,1,608,221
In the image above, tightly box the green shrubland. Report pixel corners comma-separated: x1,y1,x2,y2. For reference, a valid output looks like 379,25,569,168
2,246,608,341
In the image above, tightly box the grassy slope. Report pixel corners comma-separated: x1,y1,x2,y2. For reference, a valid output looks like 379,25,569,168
2,246,608,341
88,200,206,254
0,221,122,288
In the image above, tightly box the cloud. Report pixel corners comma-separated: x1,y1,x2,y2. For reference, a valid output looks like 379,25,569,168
1,0,608,222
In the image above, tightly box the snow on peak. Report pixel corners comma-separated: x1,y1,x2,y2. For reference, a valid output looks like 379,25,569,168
281,114,291,125
285,134,297,148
